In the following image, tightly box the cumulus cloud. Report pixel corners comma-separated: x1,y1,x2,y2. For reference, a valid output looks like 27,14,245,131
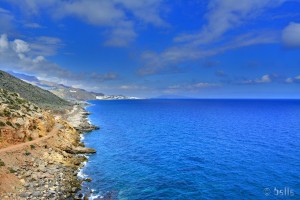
12,39,30,53
285,75,300,83
282,22,300,48
0,34,118,88
0,34,9,49
240,74,273,84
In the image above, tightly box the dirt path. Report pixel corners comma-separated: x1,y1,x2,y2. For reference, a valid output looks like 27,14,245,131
0,123,62,154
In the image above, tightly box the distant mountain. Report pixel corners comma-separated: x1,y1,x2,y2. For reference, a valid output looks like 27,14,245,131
0,70,71,111
6,71,40,83
6,71,104,101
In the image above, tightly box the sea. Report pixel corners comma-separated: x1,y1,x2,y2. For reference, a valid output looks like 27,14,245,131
79,99,300,200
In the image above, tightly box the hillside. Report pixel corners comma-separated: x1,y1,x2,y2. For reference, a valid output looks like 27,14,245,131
0,88,56,148
0,70,71,111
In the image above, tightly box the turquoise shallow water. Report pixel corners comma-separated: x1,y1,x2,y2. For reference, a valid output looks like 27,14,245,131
81,99,300,200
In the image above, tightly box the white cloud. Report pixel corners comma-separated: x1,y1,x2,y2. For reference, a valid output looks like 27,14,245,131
282,22,300,48
165,82,220,94
0,7,14,33
241,74,273,84
24,22,44,28
33,55,45,64
4,0,166,47
139,31,278,75
285,75,300,83
12,39,30,53
138,0,286,76
0,33,118,87
114,0,166,26
30,36,64,56
104,22,137,47
175,0,285,44
0,34,9,49
257,74,272,83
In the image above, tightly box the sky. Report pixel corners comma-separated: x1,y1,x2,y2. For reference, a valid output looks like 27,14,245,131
0,0,300,98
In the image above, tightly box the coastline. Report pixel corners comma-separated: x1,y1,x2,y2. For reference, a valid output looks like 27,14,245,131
0,103,98,199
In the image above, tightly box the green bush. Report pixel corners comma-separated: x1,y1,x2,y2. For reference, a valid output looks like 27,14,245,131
0,121,5,127
28,137,33,141
0,159,5,167
15,123,21,128
30,144,35,149
3,109,11,117
6,121,13,127
24,151,31,156
8,167,17,173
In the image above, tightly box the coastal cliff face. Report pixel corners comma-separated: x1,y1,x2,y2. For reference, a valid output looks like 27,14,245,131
0,88,96,199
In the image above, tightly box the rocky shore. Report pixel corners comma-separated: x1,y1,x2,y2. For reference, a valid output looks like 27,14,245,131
0,104,98,199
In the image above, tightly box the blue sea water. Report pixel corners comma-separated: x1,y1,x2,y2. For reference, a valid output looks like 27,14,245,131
81,99,300,200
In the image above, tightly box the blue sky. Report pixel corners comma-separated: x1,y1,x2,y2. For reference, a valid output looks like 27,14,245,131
0,0,300,98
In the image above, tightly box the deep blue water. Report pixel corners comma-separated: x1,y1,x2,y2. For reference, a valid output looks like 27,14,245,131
81,99,300,200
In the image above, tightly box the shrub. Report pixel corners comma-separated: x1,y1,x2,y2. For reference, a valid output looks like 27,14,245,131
3,109,11,117
24,151,31,156
6,121,13,127
30,144,35,149
8,167,16,173
0,159,5,167
28,137,33,141
15,123,21,128
0,121,5,127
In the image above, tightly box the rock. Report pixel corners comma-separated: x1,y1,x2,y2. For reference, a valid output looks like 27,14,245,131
84,178,92,182
65,147,96,154
48,190,56,195
19,193,29,198
20,179,25,184
23,183,30,187
71,187,78,192
32,191,42,197
38,166,47,172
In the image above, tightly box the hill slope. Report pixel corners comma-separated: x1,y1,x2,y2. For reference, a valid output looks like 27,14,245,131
0,88,56,148
0,70,71,111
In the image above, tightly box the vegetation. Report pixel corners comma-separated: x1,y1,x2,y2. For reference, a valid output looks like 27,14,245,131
30,144,35,149
0,159,5,167
0,70,71,111
8,167,17,173
0,121,5,126
6,121,13,127
3,109,11,117
15,123,21,128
